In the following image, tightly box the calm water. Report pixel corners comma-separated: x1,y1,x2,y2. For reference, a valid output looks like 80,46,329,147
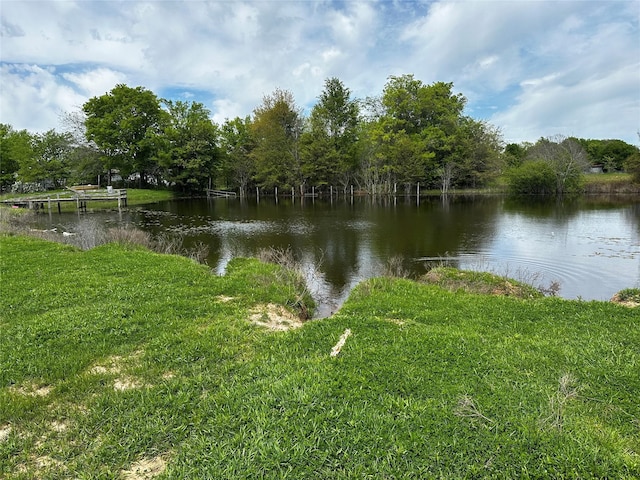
33,195,640,317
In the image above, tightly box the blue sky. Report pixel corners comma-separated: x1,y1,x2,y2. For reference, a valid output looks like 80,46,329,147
1,0,639,144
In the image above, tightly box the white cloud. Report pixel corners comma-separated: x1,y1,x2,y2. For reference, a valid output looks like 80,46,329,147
62,68,129,98
0,1,638,143
211,98,245,125
492,62,640,143
0,64,87,132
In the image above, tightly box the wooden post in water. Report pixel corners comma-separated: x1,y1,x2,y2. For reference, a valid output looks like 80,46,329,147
417,182,420,205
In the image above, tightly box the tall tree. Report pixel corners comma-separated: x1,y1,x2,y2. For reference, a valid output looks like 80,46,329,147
157,100,219,193
219,116,255,196
83,84,165,186
60,110,103,185
301,77,360,190
16,130,73,189
0,124,31,191
369,75,466,191
451,117,504,190
251,89,304,191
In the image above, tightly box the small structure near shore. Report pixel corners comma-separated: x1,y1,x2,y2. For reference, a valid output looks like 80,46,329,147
1,186,128,212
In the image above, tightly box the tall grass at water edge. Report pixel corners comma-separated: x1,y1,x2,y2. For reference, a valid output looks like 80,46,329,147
1,233,638,478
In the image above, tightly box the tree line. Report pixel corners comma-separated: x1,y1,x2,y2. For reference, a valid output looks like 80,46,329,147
2,75,639,196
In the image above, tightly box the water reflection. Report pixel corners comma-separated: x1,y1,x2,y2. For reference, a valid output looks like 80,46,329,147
30,195,640,317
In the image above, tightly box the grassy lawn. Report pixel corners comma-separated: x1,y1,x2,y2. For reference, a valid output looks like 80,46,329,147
1,234,638,478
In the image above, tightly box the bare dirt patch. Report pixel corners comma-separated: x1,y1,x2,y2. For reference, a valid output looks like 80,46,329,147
0,424,11,443
386,318,406,326
611,293,640,308
50,420,68,433
88,350,144,377
10,383,52,397
114,376,144,391
122,454,168,479
249,303,303,331
216,295,235,302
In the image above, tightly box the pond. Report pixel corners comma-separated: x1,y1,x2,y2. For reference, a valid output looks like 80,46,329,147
31,194,640,317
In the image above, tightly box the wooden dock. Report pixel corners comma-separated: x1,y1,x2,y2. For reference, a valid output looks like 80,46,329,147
206,189,237,198
1,187,128,212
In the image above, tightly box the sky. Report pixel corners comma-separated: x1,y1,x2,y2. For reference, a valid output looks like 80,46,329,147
1,0,639,145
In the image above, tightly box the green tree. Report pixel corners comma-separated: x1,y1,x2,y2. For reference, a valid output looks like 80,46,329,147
0,124,32,191
301,78,360,191
579,138,639,171
503,143,528,168
369,75,466,192
16,130,73,189
60,110,103,185
624,151,640,183
219,117,255,196
451,118,504,190
83,84,165,187
157,100,219,193
526,135,589,194
251,89,304,191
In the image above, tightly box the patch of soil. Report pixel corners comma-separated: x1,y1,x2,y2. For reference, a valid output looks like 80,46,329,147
0,424,11,443
249,303,303,331
11,383,52,397
50,420,68,433
611,293,640,308
88,350,144,376
122,455,168,479
114,376,144,391
216,295,235,302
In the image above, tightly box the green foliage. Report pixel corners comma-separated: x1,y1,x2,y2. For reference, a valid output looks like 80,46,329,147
1,235,638,478
503,142,527,168
623,151,640,183
507,160,556,195
157,100,219,193
83,84,166,186
251,89,304,190
18,130,74,188
301,78,360,189
451,117,504,189
219,116,255,193
525,136,589,195
3,78,637,196
0,125,32,190
579,138,639,171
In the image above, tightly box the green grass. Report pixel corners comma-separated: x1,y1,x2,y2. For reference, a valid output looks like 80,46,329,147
583,173,639,194
1,235,639,478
